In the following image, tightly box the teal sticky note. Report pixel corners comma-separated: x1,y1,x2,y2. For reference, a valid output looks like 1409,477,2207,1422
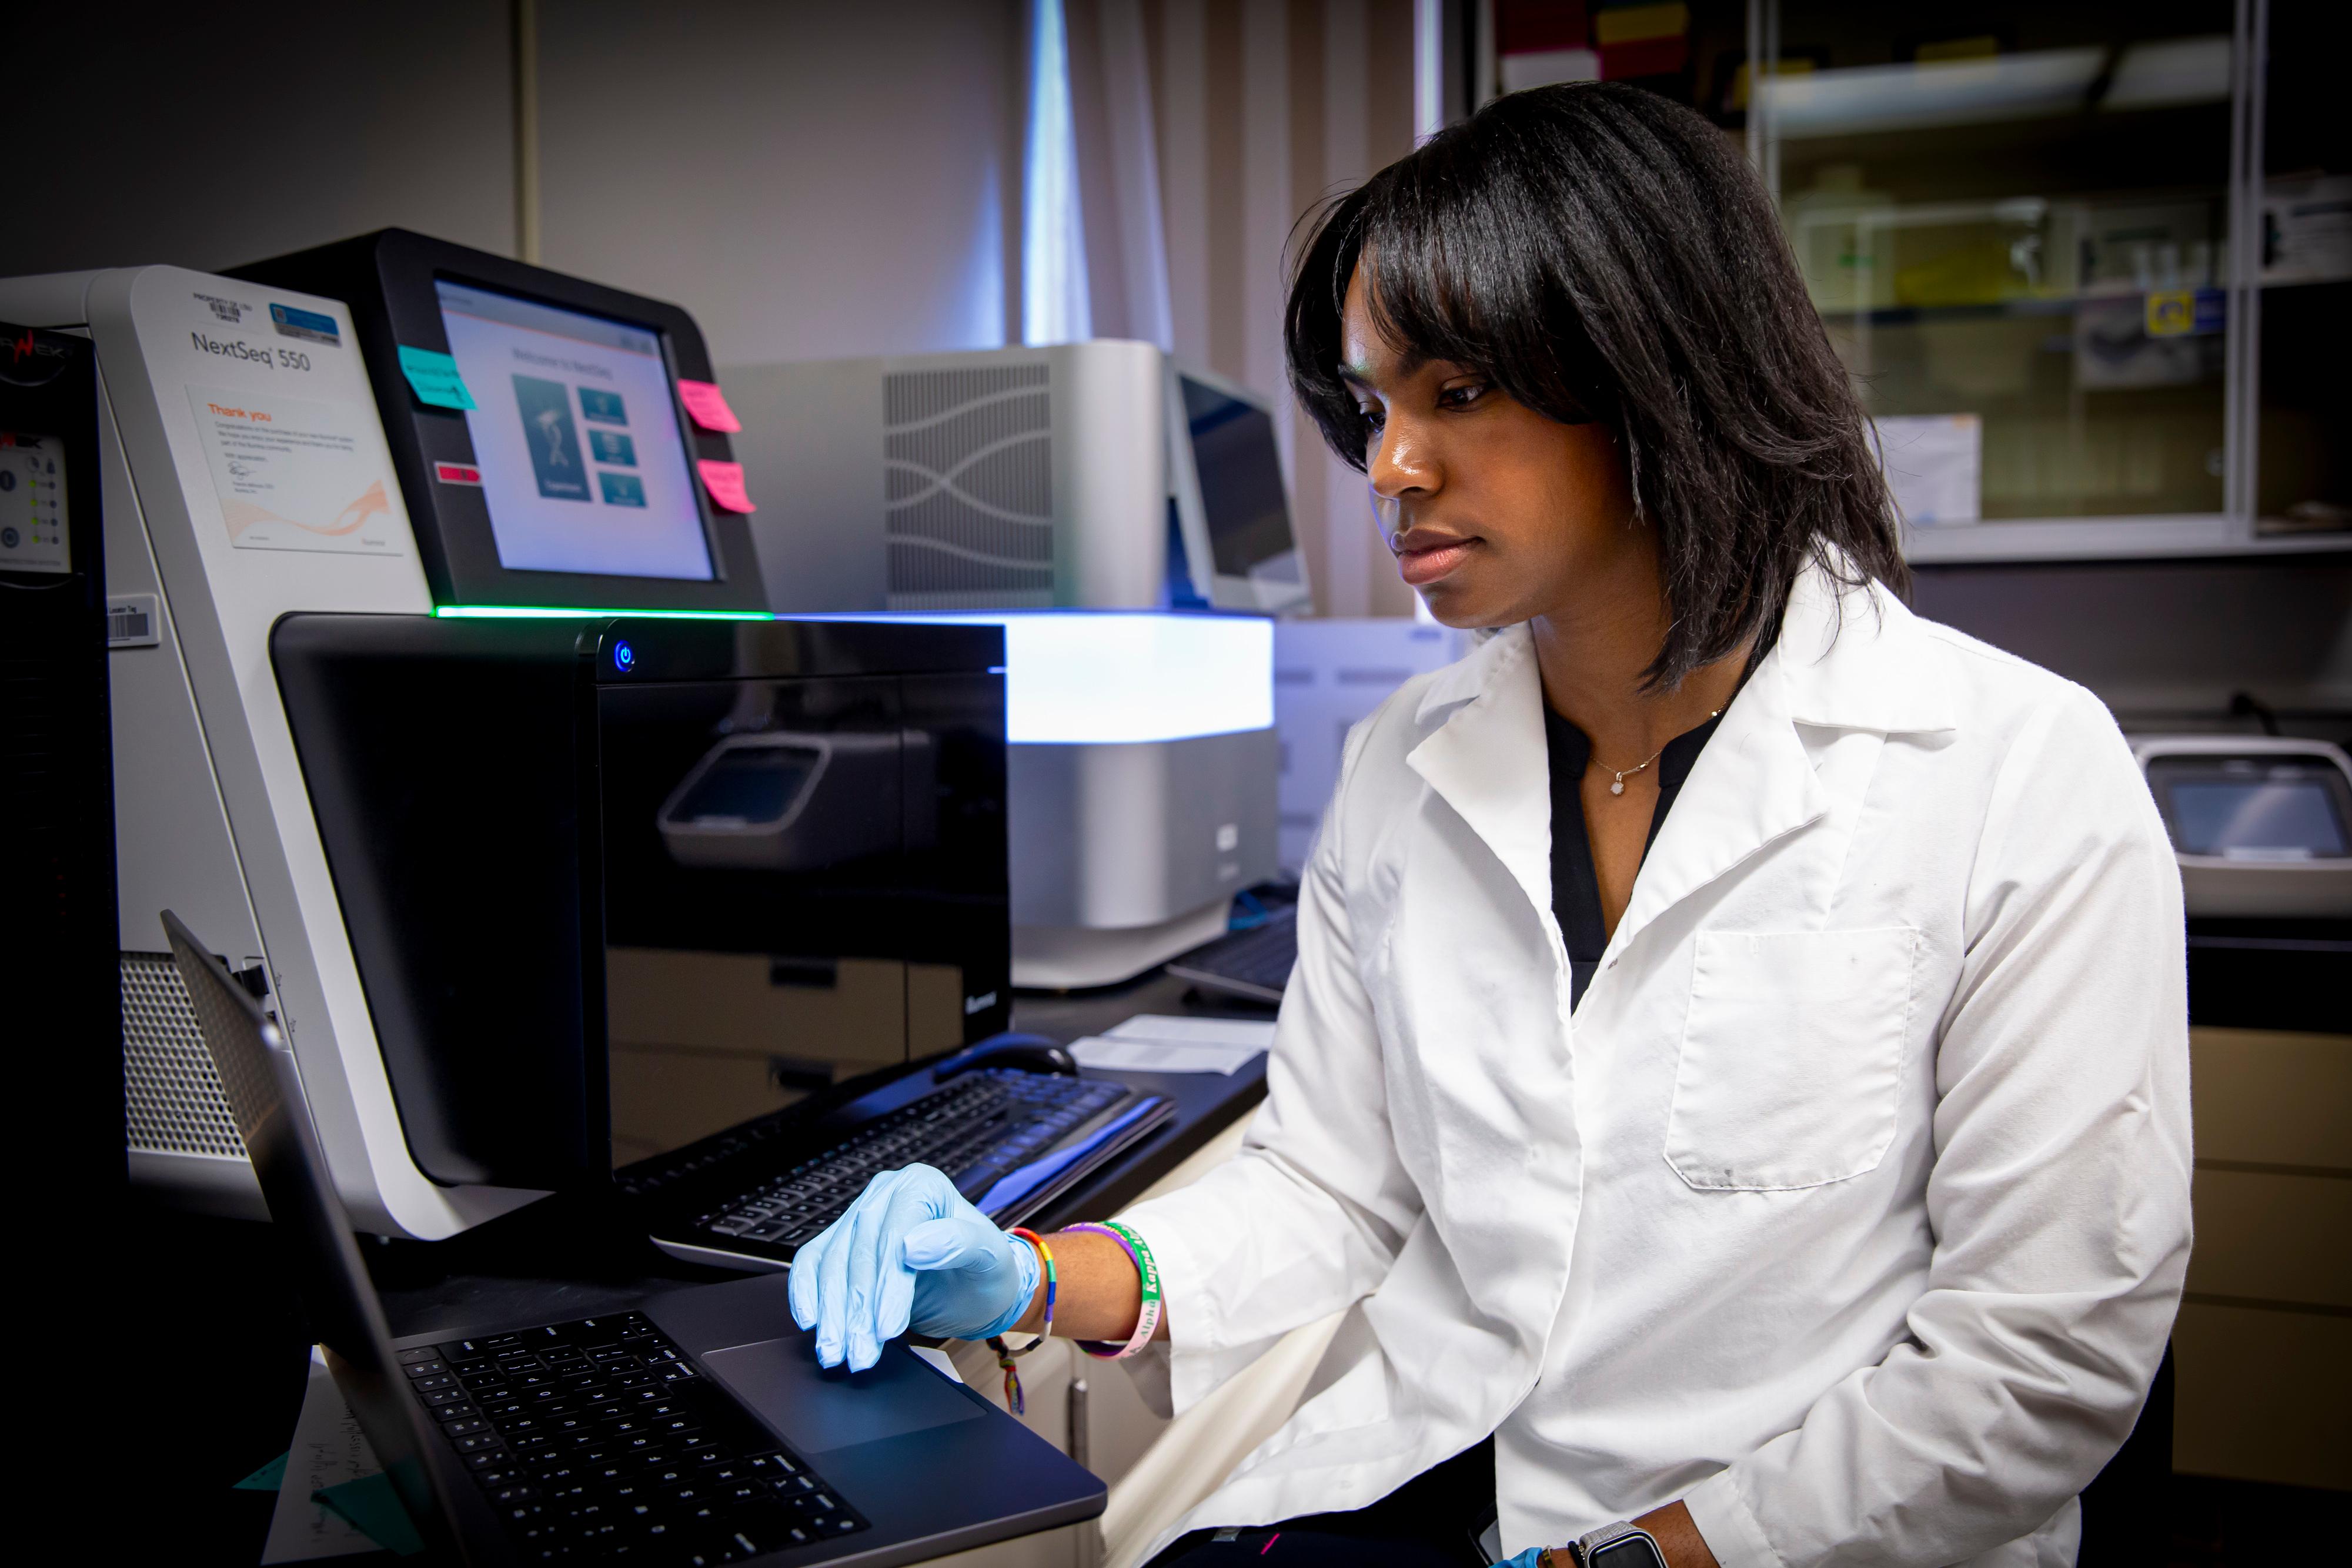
396,345,477,411
232,1452,288,1491
315,1472,427,1556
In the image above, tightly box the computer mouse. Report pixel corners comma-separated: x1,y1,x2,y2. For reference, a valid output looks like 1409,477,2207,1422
932,1032,1080,1081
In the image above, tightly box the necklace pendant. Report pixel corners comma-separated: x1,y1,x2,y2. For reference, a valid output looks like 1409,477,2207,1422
1610,778,1625,795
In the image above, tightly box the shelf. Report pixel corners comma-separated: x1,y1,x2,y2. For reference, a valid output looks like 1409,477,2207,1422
1826,280,2352,327
1901,514,2352,564
1818,297,2084,327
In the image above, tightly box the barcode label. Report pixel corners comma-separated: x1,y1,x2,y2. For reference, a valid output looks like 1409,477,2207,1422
106,594,161,648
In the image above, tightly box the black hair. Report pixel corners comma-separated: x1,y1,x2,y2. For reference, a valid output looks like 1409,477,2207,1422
1285,82,1907,688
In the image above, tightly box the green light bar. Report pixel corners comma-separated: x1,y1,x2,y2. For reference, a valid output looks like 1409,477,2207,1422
433,605,778,621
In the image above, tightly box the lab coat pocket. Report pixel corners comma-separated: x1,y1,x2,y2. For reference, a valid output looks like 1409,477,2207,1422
1665,927,1919,1191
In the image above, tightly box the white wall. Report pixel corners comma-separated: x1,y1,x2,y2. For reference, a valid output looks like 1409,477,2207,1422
16,2,1025,372
16,3,516,277
537,1,1025,369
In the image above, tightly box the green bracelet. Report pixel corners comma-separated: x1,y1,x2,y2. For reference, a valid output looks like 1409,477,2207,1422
1070,1220,1161,1358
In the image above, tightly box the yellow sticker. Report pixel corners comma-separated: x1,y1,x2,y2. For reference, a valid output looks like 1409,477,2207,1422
2145,290,2196,338
1595,3,1690,45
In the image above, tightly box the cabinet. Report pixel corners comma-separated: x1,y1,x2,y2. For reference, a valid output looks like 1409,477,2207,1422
2173,1026,2352,1489
1475,0,2350,561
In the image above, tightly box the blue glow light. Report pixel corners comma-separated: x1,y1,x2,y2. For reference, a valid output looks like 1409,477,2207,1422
1022,0,1091,346
801,611,1272,744
612,640,637,673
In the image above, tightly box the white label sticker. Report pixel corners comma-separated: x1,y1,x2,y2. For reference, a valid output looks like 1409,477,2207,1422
107,593,162,647
1874,413,1982,528
186,385,407,556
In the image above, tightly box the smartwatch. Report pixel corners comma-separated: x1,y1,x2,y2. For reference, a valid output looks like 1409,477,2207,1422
1561,1522,1667,1568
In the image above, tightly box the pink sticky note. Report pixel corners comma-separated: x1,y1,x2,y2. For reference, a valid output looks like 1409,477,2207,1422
697,459,756,514
677,378,743,433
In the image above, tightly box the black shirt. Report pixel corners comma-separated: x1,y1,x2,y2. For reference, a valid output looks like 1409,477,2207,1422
1544,707,1723,1007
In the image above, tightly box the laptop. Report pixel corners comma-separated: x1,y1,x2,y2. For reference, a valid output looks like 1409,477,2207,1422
164,911,1104,1567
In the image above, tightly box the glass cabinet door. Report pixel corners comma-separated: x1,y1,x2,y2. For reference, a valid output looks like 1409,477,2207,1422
1755,1,2239,547
2252,0,2351,539
1465,1,2343,558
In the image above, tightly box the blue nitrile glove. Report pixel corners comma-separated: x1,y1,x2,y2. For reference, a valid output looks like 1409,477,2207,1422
1498,1550,1546,1568
786,1164,1040,1372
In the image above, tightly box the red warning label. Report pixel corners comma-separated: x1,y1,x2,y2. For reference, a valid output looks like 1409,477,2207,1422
435,461,483,486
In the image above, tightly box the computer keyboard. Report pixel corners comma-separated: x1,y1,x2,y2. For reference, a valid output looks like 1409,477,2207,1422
1165,904,1297,1004
401,1310,863,1564
696,1069,1150,1250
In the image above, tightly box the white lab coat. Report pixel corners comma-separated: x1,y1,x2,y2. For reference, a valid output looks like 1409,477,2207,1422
1120,562,2191,1568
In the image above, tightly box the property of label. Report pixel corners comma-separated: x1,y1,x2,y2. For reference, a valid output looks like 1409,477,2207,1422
270,303,343,346
187,385,407,554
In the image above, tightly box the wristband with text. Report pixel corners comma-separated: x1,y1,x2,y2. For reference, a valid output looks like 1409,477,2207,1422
1066,1221,1161,1359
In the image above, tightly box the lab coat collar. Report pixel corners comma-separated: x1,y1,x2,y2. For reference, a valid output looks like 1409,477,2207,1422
1412,624,1512,726
1406,628,1557,931
1771,559,1958,737
1402,560,1955,951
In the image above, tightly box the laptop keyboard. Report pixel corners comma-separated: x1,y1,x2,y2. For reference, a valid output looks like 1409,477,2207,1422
1168,905,1297,999
696,1069,1139,1249
401,1311,864,1563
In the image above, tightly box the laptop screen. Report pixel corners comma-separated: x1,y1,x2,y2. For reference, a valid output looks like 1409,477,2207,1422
163,913,455,1552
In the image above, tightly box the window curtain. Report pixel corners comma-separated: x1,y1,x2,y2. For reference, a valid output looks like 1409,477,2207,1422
1064,0,1177,349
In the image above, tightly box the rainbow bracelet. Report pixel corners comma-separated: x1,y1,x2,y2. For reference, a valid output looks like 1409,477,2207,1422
985,1227,1055,1415
1064,1221,1161,1359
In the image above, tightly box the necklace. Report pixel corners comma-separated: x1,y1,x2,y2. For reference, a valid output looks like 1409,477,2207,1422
1598,710,1722,796
1601,747,1665,796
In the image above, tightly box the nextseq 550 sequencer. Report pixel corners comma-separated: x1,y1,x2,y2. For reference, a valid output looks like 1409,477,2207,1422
2,244,1012,1238
0,263,467,1232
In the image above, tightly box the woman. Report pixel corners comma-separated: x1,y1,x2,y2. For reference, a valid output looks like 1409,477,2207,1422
791,83,2189,1568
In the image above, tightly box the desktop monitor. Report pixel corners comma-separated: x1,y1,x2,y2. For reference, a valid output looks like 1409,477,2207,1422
232,229,767,613
1165,360,1312,616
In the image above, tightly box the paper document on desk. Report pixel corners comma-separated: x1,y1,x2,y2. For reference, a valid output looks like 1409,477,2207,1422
261,1348,383,1563
1069,1014,1275,1075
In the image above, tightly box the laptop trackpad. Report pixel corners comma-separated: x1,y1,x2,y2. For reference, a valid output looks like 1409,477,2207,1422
700,1338,987,1454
